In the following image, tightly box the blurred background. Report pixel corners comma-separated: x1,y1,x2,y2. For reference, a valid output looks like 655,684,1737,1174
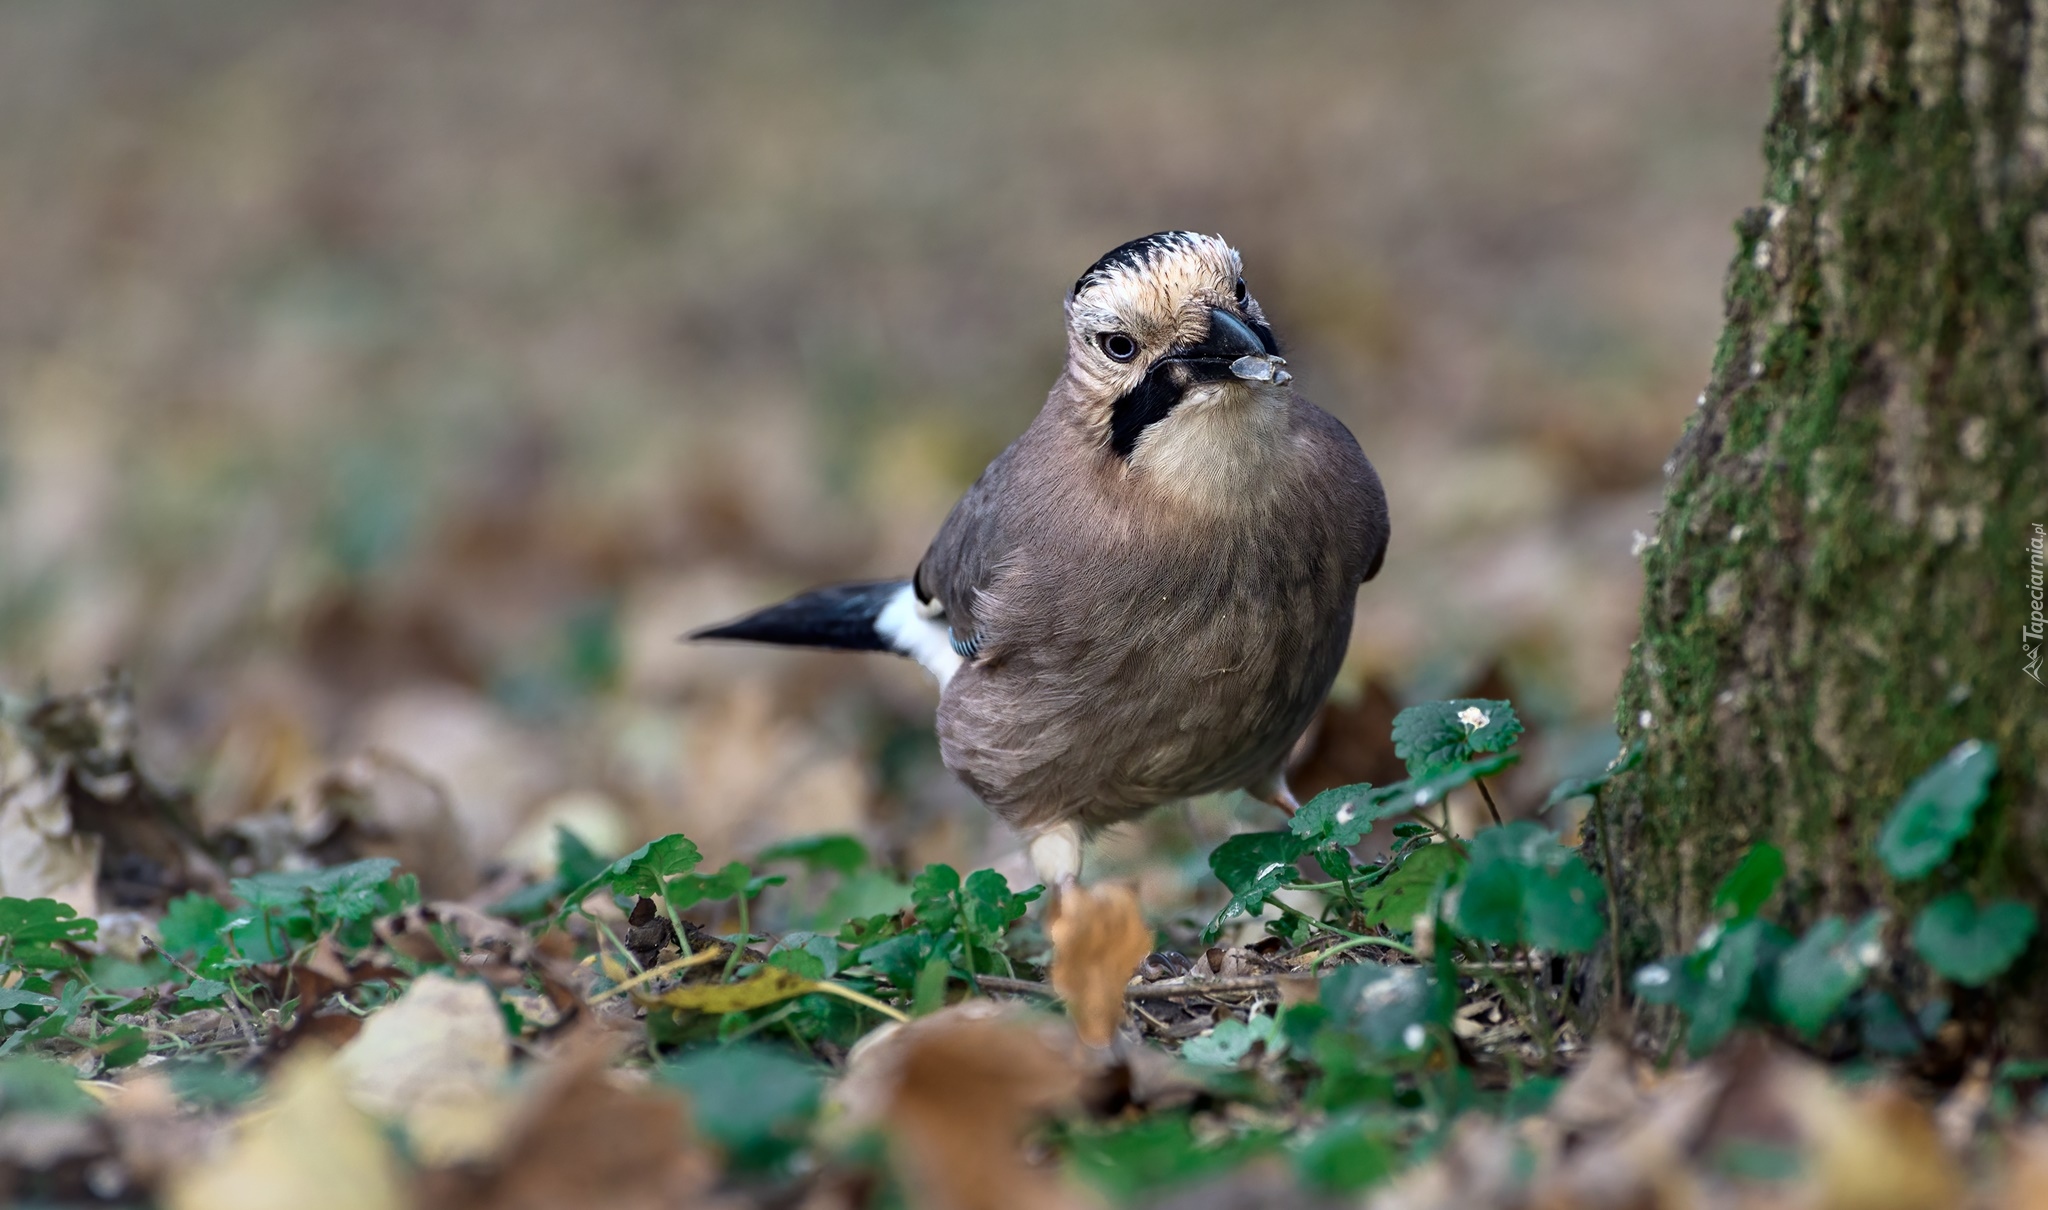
0,1,1778,900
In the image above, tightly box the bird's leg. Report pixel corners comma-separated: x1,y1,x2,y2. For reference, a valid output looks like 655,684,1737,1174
1250,774,1302,818
1027,821,1084,892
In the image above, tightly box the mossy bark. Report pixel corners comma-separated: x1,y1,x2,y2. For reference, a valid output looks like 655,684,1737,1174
1603,0,2048,1051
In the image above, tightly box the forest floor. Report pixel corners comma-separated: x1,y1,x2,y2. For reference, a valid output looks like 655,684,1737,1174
2,677,2042,1210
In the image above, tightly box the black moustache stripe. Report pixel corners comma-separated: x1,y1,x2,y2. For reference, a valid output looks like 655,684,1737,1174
1107,364,1186,460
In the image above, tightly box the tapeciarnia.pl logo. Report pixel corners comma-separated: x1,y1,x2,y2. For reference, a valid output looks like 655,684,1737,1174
2028,522,2045,685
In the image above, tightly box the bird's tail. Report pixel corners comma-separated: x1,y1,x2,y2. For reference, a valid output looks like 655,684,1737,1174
687,580,908,653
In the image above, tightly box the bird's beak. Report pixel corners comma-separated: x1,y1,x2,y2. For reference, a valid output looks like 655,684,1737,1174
1171,308,1290,385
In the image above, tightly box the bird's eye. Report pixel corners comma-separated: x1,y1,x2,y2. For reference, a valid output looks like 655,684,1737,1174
1234,277,1249,304
1100,332,1139,362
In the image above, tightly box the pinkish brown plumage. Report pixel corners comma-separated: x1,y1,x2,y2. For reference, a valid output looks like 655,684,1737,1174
693,232,1388,886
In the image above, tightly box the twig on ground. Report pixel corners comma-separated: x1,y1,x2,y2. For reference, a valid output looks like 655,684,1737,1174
144,936,261,1053
1126,974,1282,1001
973,974,1056,997
973,972,1289,1002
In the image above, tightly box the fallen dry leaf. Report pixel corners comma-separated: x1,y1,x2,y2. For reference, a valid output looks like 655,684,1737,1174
412,1029,717,1210
844,1004,1089,1210
304,750,477,898
166,1049,408,1210
0,712,101,912
1784,1066,1964,1210
635,963,818,1014
1049,883,1151,1047
335,972,511,1164
1999,1127,2048,1210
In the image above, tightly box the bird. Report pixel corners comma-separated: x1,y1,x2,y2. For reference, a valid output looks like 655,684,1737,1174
690,232,1389,889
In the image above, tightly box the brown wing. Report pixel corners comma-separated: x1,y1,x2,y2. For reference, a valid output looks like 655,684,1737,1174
912,438,1024,639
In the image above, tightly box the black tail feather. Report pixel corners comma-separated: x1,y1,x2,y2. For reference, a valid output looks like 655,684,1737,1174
686,580,905,652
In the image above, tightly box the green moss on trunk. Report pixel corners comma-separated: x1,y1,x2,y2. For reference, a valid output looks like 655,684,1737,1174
1603,0,2048,1050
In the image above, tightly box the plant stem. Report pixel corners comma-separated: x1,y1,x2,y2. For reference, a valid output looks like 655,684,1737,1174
1309,933,1418,968
1475,777,1504,827
587,914,643,975
810,980,910,1023
720,896,752,983
659,892,693,960
1269,898,1417,959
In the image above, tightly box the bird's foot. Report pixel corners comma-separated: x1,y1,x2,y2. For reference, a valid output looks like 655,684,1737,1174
1027,822,1084,893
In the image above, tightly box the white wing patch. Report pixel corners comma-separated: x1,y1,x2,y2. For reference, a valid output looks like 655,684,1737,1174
874,582,963,688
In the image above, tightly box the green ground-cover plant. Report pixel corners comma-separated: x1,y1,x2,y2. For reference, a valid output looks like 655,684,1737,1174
1633,740,2036,1058
11,694,2009,1203
1202,697,1613,1064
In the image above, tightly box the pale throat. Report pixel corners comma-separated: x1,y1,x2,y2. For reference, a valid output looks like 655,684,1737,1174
1126,382,1294,508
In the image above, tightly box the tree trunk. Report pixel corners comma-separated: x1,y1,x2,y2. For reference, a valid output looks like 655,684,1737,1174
1604,0,2048,1050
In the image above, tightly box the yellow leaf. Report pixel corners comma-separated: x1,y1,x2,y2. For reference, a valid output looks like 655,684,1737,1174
599,953,631,984
166,1050,406,1210
1049,883,1151,1047
636,965,819,1014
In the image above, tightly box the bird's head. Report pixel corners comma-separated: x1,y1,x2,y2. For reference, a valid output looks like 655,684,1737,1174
1062,231,1291,465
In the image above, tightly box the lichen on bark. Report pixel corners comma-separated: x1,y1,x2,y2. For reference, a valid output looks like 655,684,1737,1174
1602,0,2048,1048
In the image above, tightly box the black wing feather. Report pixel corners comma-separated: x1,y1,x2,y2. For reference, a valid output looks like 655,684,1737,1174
687,580,906,652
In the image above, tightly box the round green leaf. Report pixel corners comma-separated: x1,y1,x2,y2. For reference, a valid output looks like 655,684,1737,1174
1768,911,1884,1038
1876,741,1997,881
1390,699,1523,780
1911,893,2036,986
1712,843,1786,922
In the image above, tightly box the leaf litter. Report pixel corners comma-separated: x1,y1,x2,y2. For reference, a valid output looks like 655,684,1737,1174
1,679,2045,1209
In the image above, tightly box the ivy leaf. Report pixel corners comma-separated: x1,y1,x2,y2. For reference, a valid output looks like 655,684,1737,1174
911,864,963,933
660,1045,823,1172
1402,752,1520,809
0,1056,97,1116
1769,911,1885,1037
960,869,1036,947
94,1024,149,1069
1712,843,1786,922
179,979,231,1005
767,931,841,979
666,861,753,911
755,833,869,875
306,858,404,922
0,988,58,1013
1297,1117,1398,1194
857,931,939,990
0,898,97,970
553,827,611,889
1182,1014,1286,1067
1209,831,1308,898
157,893,231,956
1543,738,1645,808
1683,917,1768,1054
1911,893,2037,986
1631,957,1691,1006
1066,1114,1284,1203
1391,699,1523,779
1203,831,1307,942
1877,741,1998,881
1290,784,1408,848
1359,844,1465,930
229,858,400,922
1522,861,1607,954
1448,822,1603,953
1319,963,1445,1058
557,833,703,917
813,870,914,930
